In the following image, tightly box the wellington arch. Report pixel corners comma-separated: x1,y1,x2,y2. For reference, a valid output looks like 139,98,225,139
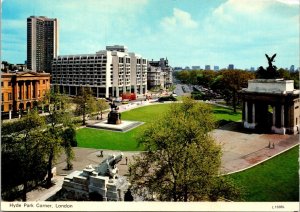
239,79,300,135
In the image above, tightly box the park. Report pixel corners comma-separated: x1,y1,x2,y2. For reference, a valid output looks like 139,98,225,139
37,100,298,202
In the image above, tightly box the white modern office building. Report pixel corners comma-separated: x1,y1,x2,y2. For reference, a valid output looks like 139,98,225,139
51,45,147,98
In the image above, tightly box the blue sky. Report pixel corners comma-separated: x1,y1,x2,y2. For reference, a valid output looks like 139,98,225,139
1,0,299,69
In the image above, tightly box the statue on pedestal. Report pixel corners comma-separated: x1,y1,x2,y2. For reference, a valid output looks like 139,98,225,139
257,53,279,79
108,101,121,125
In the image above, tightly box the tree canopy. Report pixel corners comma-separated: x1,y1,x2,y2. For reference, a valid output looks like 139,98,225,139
1,110,48,201
74,87,97,125
129,97,242,201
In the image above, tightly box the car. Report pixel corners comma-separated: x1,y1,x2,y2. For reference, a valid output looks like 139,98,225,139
158,96,177,102
122,99,129,104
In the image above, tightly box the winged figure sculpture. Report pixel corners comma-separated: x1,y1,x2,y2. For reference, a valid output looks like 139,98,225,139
265,53,276,68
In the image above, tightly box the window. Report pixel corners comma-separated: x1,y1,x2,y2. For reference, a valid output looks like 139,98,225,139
1,82,3,87
43,80,46,84
1,93,4,101
8,93,12,100
8,82,11,86
38,90,40,97
1,105,4,112
9,104,12,111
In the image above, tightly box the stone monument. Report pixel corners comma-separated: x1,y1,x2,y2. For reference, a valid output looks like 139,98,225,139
239,54,300,134
62,153,130,201
107,101,121,125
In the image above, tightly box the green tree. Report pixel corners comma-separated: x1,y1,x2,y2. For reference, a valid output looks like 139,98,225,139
1,110,47,201
197,70,216,87
43,89,74,187
96,98,109,120
74,87,97,125
167,84,176,93
219,70,255,112
61,127,77,170
175,70,190,84
129,97,241,201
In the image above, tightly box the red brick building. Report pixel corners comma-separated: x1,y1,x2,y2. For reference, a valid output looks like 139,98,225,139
1,71,50,117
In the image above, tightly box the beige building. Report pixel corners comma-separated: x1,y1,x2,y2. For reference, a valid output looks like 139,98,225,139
51,45,147,98
148,58,173,89
27,16,58,73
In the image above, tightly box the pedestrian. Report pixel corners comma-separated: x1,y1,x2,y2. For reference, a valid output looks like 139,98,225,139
125,157,128,165
272,143,275,149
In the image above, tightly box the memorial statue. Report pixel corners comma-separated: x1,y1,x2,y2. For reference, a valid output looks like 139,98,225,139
109,101,118,111
256,53,279,79
108,100,121,124
265,53,276,69
95,153,123,179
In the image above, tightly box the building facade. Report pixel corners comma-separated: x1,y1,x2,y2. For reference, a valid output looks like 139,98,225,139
228,64,234,70
205,65,211,70
147,58,173,90
240,79,300,134
27,16,58,73
1,71,50,117
51,45,147,98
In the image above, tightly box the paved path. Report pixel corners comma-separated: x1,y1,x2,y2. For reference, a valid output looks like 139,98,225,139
212,122,299,174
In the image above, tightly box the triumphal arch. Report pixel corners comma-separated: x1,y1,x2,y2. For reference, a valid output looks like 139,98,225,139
240,79,299,134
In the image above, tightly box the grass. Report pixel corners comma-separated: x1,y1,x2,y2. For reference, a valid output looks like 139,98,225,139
228,146,299,201
213,106,241,122
76,103,241,151
76,104,170,151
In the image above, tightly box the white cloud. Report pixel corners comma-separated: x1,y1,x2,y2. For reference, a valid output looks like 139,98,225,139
161,8,198,30
276,0,300,4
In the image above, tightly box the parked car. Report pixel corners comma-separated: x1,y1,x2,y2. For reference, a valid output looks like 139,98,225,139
158,96,177,102
122,99,129,104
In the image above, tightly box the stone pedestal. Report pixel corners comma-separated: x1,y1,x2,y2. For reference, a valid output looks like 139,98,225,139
107,111,121,125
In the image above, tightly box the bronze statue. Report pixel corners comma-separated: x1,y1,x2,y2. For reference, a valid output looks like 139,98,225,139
256,53,279,79
265,53,276,68
109,101,118,111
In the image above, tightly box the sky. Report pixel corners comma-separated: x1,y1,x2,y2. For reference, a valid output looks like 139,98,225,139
1,0,299,69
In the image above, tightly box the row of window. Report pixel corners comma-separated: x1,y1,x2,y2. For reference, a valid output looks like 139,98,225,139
53,60,108,64
1,89,45,101
1,93,12,101
56,56,107,60
1,82,12,87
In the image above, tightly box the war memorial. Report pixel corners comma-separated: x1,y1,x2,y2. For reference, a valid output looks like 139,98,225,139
60,153,130,201
240,54,300,134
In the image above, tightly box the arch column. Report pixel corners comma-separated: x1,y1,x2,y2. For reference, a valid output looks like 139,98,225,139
252,103,256,124
281,105,285,128
272,104,286,135
243,101,257,129
272,106,276,127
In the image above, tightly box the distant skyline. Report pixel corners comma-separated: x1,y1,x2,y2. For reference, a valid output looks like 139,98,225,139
2,0,299,69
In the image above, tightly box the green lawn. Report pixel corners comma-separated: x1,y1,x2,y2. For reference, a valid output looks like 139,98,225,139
76,103,241,151
228,146,299,201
